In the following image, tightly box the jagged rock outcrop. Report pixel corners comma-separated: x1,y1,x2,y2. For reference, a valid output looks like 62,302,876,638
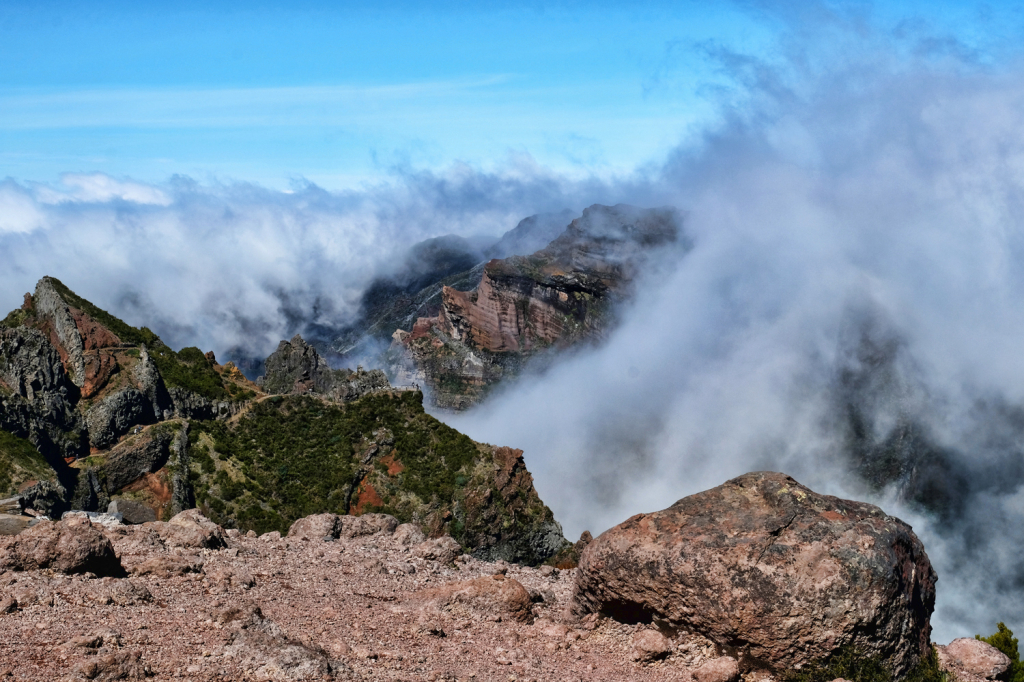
72,421,193,520
131,345,173,420
261,334,390,401
467,447,568,563
571,471,937,677
391,204,684,409
85,346,175,449
0,325,71,400
166,386,240,421
32,276,90,388
85,387,150,450
0,326,86,462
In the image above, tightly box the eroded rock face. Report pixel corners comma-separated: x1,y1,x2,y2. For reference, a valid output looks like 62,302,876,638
85,387,149,450
571,471,937,676
392,203,684,409
0,326,71,400
84,355,175,450
33,277,89,388
468,447,568,564
0,326,86,462
0,516,123,576
262,335,391,402
102,423,179,493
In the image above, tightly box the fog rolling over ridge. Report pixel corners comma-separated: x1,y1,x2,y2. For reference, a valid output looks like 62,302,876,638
4,18,1024,644
445,55,1024,641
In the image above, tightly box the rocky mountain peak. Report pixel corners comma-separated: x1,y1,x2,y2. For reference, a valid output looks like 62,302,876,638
260,334,391,402
388,203,687,408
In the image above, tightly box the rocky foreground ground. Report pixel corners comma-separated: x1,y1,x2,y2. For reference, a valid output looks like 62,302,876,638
0,479,1014,682
0,511,724,682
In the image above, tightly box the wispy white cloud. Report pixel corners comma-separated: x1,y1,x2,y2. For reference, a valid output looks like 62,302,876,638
32,173,172,205
0,164,605,359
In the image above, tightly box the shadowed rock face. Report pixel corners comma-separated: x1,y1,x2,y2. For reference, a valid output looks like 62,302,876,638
571,471,937,677
0,326,87,463
390,204,684,409
261,334,390,402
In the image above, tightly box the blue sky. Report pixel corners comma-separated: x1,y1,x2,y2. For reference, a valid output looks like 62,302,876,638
3,0,1017,189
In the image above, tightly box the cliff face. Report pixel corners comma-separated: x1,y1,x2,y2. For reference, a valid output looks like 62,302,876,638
0,278,263,521
390,204,685,409
0,278,570,564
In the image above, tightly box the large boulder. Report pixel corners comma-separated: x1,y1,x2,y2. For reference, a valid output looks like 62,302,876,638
0,516,123,576
416,575,534,623
338,513,398,538
287,513,341,540
286,512,399,541
570,471,936,676
152,509,226,549
937,638,1011,682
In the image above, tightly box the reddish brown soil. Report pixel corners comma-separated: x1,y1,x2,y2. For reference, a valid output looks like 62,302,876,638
380,455,405,476
121,471,173,520
0,523,722,681
351,483,384,515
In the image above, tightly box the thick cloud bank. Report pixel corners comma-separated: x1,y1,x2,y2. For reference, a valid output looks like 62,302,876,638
0,163,606,361
447,51,1024,641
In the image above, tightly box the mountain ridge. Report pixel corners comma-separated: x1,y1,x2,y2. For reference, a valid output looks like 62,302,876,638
0,277,572,565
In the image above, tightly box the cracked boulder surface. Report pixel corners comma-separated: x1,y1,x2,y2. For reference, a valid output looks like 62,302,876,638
570,471,937,677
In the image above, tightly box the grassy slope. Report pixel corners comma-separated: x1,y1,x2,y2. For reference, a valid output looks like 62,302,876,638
187,391,557,560
0,430,57,498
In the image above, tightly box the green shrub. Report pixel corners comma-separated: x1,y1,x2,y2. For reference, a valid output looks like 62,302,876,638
187,391,488,535
978,623,1024,682
786,644,947,682
1,307,27,329
148,345,228,401
0,430,55,496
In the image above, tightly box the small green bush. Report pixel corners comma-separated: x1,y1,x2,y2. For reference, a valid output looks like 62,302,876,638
148,345,228,401
786,644,947,682
978,623,1024,682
